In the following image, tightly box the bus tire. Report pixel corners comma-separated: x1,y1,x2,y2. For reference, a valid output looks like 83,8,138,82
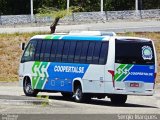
110,94,127,105
23,77,38,97
73,85,91,103
61,92,73,98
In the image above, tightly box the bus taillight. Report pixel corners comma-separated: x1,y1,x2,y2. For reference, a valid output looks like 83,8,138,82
108,70,115,87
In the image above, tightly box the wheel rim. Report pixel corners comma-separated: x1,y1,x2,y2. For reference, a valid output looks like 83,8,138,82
75,88,82,101
25,82,34,94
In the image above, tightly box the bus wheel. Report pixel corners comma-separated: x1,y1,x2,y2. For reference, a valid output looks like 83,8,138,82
23,78,38,97
110,95,127,105
73,85,91,102
74,85,84,102
61,92,73,98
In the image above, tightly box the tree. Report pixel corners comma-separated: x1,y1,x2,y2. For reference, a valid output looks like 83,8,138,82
104,0,113,11
33,0,67,13
0,0,30,15
0,0,160,15
37,6,71,33
70,0,100,11
142,0,160,9
104,0,135,11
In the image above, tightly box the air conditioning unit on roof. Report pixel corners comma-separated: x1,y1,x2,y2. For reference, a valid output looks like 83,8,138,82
69,31,116,36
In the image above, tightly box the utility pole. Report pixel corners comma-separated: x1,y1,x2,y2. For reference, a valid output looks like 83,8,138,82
101,0,104,13
30,0,34,22
67,0,70,12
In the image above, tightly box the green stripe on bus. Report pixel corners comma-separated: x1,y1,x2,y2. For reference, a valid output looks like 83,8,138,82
32,62,49,90
45,35,62,40
45,35,53,39
116,64,133,81
114,64,126,81
39,62,48,74
36,77,45,89
32,62,41,89
32,72,40,89
53,35,62,39
32,61,40,73
36,71,47,89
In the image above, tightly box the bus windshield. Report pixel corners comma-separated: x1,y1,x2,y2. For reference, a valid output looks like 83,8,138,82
115,39,155,65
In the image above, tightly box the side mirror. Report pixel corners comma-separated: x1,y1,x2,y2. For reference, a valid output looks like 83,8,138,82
21,43,25,50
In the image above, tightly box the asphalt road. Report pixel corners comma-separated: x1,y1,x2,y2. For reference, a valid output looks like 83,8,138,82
0,20,160,120
0,82,159,115
0,20,160,34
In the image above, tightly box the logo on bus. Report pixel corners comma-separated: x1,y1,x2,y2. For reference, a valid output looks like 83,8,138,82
142,46,153,60
54,65,85,73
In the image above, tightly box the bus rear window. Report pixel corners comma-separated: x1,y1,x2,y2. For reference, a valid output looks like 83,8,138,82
115,39,155,65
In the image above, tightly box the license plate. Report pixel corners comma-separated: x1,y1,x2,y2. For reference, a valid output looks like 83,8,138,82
125,82,144,92
130,83,140,87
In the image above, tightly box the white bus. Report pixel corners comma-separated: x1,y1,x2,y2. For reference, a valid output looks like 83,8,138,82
19,32,157,104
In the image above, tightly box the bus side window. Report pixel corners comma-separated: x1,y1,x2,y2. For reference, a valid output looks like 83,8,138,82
62,41,70,62
44,40,52,62
55,41,65,62
92,42,102,64
35,40,42,61
21,40,37,62
99,42,109,64
50,41,58,62
80,41,89,63
87,42,95,64
74,41,83,63
68,41,76,63
40,40,47,61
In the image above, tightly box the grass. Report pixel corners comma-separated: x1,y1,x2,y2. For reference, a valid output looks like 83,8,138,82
0,32,49,82
0,32,160,83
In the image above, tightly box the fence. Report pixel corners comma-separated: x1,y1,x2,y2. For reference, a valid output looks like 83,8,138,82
0,9,159,25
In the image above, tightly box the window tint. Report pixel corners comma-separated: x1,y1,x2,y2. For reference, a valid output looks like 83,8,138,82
21,40,37,62
93,42,102,64
62,41,70,62
55,41,64,62
68,41,77,63
99,42,109,64
74,41,83,63
80,41,89,63
50,41,58,62
21,39,109,65
35,40,42,61
44,40,52,62
115,39,155,65
40,40,47,61
87,42,95,64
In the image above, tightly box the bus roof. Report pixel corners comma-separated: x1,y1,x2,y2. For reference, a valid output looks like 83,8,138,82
115,36,151,41
31,34,111,41
30,34,151,42
69,31,116,36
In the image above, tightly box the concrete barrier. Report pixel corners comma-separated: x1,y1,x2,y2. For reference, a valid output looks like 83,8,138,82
0,9,159,25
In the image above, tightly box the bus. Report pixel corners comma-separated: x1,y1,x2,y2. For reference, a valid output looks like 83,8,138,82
19,32,157,104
